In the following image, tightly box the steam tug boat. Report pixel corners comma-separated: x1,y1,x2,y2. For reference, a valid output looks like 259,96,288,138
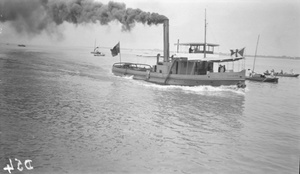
112,18,246,88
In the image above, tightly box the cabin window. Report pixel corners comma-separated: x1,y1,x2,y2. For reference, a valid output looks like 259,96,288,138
200,46,204,51
195,61,207,75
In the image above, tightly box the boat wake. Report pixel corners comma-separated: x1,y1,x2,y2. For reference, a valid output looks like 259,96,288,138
122,75,134,80
146,84,245,95
141,81,246,95
114,75,246,95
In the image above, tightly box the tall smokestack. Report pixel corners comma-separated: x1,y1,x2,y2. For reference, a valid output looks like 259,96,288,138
163,19,169,62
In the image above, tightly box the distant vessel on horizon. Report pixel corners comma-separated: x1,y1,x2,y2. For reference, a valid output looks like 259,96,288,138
18,44,26,47
264,70,299,77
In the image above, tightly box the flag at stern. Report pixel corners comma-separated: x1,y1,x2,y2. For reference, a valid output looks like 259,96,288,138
111,42,120,57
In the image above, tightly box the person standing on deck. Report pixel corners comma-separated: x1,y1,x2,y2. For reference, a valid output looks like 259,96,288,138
189,47,193,53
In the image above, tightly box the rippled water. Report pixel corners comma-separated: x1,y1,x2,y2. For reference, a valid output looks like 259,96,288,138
0,44,299,174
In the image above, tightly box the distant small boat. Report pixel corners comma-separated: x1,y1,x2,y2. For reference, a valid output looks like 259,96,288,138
264,72,299,77
91,47,105,56
18,44,26,47
93,50,105,56
91,39,105,56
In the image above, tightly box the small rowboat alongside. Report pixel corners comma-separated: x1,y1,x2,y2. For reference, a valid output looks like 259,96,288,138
246,74,278,83
246,35,279,83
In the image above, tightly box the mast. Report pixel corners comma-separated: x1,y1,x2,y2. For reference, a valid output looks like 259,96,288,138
204,9,207,58
177,39,179,53
252,35,260,72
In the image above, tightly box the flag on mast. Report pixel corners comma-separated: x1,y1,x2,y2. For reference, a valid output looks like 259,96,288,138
230,47,245,58
111,42,120,57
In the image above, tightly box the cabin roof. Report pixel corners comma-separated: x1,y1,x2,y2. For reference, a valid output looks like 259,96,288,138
173,56,244,63
204,57,243,62
174,43,220,47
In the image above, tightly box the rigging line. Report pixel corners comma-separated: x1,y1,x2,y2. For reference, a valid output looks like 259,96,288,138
253,35,260,72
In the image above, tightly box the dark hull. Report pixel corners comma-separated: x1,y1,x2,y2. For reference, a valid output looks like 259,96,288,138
94,53,105,56
91,52,105,56
246,76,278,83
112,66,246,88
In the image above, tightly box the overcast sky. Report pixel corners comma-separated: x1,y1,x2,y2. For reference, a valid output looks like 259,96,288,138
0,0,299,57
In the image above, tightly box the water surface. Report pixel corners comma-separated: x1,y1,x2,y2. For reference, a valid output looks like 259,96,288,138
0,44,299,174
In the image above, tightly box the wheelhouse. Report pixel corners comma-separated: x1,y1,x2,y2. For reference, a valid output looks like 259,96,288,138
174,43,219,54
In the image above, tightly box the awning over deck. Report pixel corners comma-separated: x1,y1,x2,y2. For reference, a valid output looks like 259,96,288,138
172,55,244,63
203,57,244,62
174,43,220,47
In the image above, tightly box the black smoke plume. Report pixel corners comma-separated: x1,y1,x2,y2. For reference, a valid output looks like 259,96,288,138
0,0,168,35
